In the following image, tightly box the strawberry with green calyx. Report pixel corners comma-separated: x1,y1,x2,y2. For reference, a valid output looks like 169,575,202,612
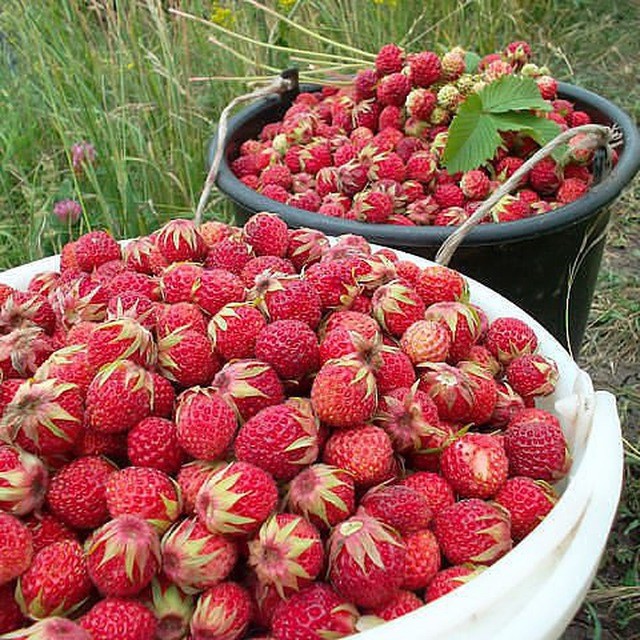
304,260,362,313
16,540,92,619
161,517,238,594
0,513,33,586
51,275,109,330
0,328,54,380
248,513,324,598
159,262,203,305
484,316,538,365
4,617,91,640
208,303,267,362
195,461,278,538
418,362,475,423
322,310,380,342
425,564,486,602
194,268,247,317
34,345,95,397
177,460,226,515
2,379,83,456
156,218,207,264
79,597,157,640
145,576,194,640
375,346,417,394
458,360,498,426
242,212,289,258
506,353,559,399
360,484,432,535
190,581,252,640
286,228,330,271
85,515,161,597
156,302,208,338
86,360,154,434
0,292,56,336
372,280,426,338
425,301,482,363
490,381,526,427
327,510,406,608
0,444,48,516
285,464,356,532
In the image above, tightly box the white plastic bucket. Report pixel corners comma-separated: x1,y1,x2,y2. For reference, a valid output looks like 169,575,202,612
0,244,624,640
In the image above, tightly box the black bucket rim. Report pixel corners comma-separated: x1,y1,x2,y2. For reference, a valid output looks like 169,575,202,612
211,81,640,247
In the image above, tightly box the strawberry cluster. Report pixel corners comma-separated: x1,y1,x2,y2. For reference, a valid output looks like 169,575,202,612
0,214,570,640
230,41,605,225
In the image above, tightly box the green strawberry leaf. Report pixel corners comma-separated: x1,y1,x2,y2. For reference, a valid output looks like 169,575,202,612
464,51,481,73
479,75,552,113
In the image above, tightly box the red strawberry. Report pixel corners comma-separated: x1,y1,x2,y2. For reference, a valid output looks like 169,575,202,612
124,236,164,275
175,387,237,460
205,238,255,275
0,283,14,308
249,513,324,597
192,268,246,316
190,582,252,640
400,471,456,516
401,529,441,591
195,461,278,537
0,513,33,586
156,219,207,264
242,213,289,258
52,274,109,329
460,169,491,199
370,590,423,621
425,564,486,602
176,460,225,516
375,346,417,394
159,262,203,304
271,583,358,640
107,292,156,331
441,433,508,499
328,510,405,608
529,157,562,195
504,409,571,481
484,316,538,366
74,231,121,272
286,228,330,271
375,43,404,75
323,425,394,488
106,467,181,534
352,190,394,224
80,597,157,640
372,281,425,337
0,582,25,634
0,444,48,516
361,484,432,535
376,72,412,107
86,515,161,597
418,362,475,423
311,356,377,428
285,464,356,532
304,260,361,312
408,51,442,87
86,360,154,434
506,353,559,399
433,499,512,566
240,256,295,288
73,425,126,459
490,381,526,427
9,618,91,639
254,320,320,382
22,513,77,554
400,319,451,364
235,398,320,481
16,539,91,619
156,302,208,337
208,303,266,362
424,301,482,362
323,310,379,341
464,344,501,377
212,359,285,422
458,361,498,425
0,291,56,335
261,164,293,190
127,417,184,475
157,327,220,388
3,379,84,456
46,455,117,530
145,577,194,640
161,517,237,593
415,265,468,307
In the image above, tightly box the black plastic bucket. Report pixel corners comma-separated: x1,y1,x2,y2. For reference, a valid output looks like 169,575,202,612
209,82,640,354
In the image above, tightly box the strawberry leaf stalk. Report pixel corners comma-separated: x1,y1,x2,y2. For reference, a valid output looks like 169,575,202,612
145,577,195,640
0,444,49,516
328,510,406,609
248,513,324,598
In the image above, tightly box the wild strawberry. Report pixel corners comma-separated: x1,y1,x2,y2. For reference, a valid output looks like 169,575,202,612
199,220,235,247
248,513,324,598
504,409,571,481
177,460,225,516
337,160,368,197
495,476,558,541
375,346,417,394
0,513,33,586
506,353,559,399
156,304,204,339
311,356,377,428
190,582,252,640
354,68,378,101
433,183,465,209
375,72,411,107
157,327,219,388
16,539,91,619
8,618,91,639
240,256,295,288
434,498,512,565
260,164,293,191
0,327,54,379
46,455,117,530
127,417,184,475
73,425,126,459
86,515,161,597
318,327,376,366
405,88,436,122
123,236,163,275
149,372,175,419
196,461,278,537
2,379,83,456
74,231,121,272
107,270,159,302
485,316,538,365
79,597,157,640
490,381,526,427
408,50,441,87
212,359,284,422
174,387,236,460
352,190,394,223
145,577,194,640
0,283,14,308
87,317,156,371
415,265,468,307
400,319,451,364
491,194,531,222
328,510,405,608
395,529,441,592
323,425,394,487
441,433,508,499
568,110,592,127
420,362,477,423
86,360,153,434
464,344,501,377
106,466,181,534
557,177,588,203
156,219,207,264
107,292,156,331
22,513,77,554
361,484,432,535
529,157,562,195
400,471,456,516
0,582,24,634
204,240,254,277
372,281,425,337
460,169,491,199
161,517,237,593
207,303,266,363
159,262,202,304
254,320,320,382
261,183,290,203
285,464,355,532
369,590,423,621
0,291,56,335
193,268,246,316
0,445,48,516
375,43,404,75
235,398,319,481
375,385,442,455
425,564,486,602
242,212,289,258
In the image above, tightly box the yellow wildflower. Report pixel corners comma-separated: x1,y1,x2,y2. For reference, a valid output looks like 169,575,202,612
372,0,398,6
277,0,297,9
210,3,234,27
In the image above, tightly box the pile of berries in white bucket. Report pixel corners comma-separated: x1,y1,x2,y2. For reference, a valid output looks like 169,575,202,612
0,213,622,640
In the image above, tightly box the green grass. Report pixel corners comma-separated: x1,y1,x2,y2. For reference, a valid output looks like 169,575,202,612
0,0,639,636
